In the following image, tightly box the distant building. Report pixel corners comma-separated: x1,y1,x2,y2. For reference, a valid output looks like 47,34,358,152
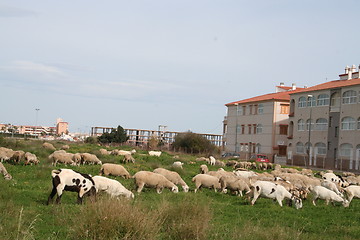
56,118,69,135
223,84,303,160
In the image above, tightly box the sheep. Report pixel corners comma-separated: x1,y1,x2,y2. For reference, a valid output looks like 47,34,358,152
153,167,189,192
321,180,343,197
99,163,131,179
311,185,349,207
43,142,56,151
92,175,134,199
344,185,360,203
81,153,102,165
0,162,12,180
322,172,349,188
49,151,76,166
192,174,221,193
149,151,162,157
133,171,179,193
200,164,209,174
226,160,238,167
99,148,110,155
10,150,25,164
251,181,303,209
122,154,135,164
0,147,14,162
24,152,39,165
215,160,225,167
47,169,96,204
117,149,136,156
72,153,82,165
196,157,209,162
233,170,257,178
61,145,70,150
207,169,236,179
219,176,250,196
172,161,184,169
208,156,216,166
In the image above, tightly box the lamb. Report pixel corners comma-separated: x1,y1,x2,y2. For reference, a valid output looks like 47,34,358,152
172,161,184,169
133,171,178,193
92,175,134,199
0,162,12,180
344,185,360,203
24,152,39,165
47,169,96,204
192,174,221,193
81,153,102,165
208,156,216,166
200,164,209,174
311,185,349,207
42,142,56,151
122,154,135,164
251,181,303,209
219,176,250,196
149,150,162,157
99,163,131,179
153,168,189,192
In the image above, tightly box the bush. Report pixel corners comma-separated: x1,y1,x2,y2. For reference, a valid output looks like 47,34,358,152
84,136,98,144
97,125,128,144
172,132,218,155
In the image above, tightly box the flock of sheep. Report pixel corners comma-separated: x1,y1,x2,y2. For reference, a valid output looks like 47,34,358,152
2,142,360,210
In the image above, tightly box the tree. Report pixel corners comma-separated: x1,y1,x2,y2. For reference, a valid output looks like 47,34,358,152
172,131,218,154
98,125,128,144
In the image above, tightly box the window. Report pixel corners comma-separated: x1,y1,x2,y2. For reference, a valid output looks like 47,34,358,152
340,143,353,157
236,124,241,134
296,142,304,153
241,125,245,134
256,124,263,134
317,94,330,106
298,97,306,108
253,124,257,134
236,105,242,115
358,117,360,130
280,104,289,114
315,118,328,131
256,144,261,154
315,142,327,155
306,119,314,131
279,125,288,135
242,106,246,115
258,104,264,114
254,105,258,115
249,105,253,115
297,119,305,131
248,124,252,134
307,95,316,107
342,90,357,104
341,117,356,130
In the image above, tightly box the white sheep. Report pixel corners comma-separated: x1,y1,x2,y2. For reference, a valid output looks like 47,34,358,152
219,176,250,196
0,147,14,162
208,156,216,166
322,172,349,188
192,174,221,193
81,153,102,165
233,170,257,178
47,169,96,204
0,162,12,180
117,149,136,156
321,180,343,197
49,151,76,166
99,163,131,179
200,164,209,174
251,181,303,209
99,148,110,155
311,185,349,207
92,175,134,199
149,150,162,157
24,152,39,165
343,185,360,203
172,161,184,169
11,150,25,164
122,154,135,164
43,142,56,151
153,168,189,192
133,171,179,194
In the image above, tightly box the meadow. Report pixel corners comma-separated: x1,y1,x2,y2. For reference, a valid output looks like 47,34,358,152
1,138,360,240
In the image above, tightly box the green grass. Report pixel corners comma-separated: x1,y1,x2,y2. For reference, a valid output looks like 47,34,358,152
1,138,360,239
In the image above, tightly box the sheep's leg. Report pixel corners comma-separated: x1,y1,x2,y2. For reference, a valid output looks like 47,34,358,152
251,191,260,205
348,194,354,203
239,191,243,197
136,182,145,193
47,187,57,205
276,196,283,207
312,197,318,206
325,199,330,205
77,195,83,204
194,183,201,193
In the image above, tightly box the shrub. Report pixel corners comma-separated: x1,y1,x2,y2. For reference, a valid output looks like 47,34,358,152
97,125,128,144
84,136,98,144
172,132,219,155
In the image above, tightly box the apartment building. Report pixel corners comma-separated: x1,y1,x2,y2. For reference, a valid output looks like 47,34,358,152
288,65,360,171
223,84,302,160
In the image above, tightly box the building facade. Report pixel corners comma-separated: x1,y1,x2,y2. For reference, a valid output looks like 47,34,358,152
288,65,360,171
223,84,302,160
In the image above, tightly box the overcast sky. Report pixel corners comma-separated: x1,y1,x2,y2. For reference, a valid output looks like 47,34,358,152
1,0,360,135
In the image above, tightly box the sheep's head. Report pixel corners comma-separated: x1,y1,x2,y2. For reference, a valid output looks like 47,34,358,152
182,185,189,193
343,199,350,208
171,186,179,193
291,196,303,209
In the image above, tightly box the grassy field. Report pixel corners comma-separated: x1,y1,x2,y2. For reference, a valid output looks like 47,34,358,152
1,138,360,240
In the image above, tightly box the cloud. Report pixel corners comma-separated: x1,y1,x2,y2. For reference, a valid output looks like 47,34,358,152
0,5,38,18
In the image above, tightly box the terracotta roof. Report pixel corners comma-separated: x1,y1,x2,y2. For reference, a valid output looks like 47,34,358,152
276,86,293,90
290,77,360,95
225,88,304,106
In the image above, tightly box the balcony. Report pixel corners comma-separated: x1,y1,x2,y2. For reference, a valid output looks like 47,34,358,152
288,112,294,117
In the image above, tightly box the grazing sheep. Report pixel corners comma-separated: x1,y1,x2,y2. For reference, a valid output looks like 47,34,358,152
11,150,25,164
192,174,221,193
322,172,349,188
0,162,12,180
99,148,110,155
207,169,236,179
81,153,102,165
133,171,178,194
311,185,349,207
61,145,70,150
153,168,189,192
122,154,135,164
47,169,96,204
196,157,209,162
321,180,343,197
172,161,184,169
117,149,136,156
233,170,257,178
226,160,238,167
200,164,209,174
344,185,360,203
42,142,56,151
49,151,76,166
0,147,14,162
215,160,225,167
220,176,250,196
93,175,134,199
251,181,303,209
148,151,162,157
24,152,39,165
99,163,131,179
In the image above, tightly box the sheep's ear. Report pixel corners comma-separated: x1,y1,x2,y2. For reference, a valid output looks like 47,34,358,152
89,174,92,177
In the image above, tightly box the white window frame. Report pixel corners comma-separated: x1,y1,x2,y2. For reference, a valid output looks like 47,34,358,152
341,117,356,130
342,90,357,104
